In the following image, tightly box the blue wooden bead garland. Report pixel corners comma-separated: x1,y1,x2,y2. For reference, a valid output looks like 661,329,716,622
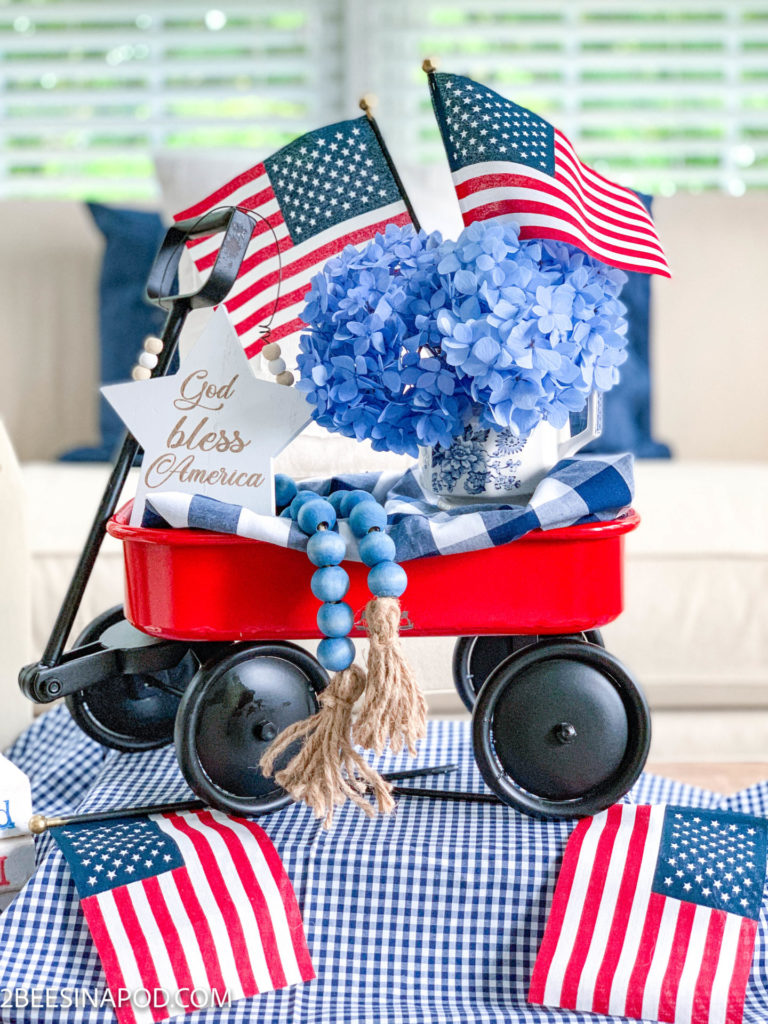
316,601,354,637
285,482,407,673
297,498,337,535
306,529,346,568
327,491,347,514
274,473,297,510
368,560,408,598
359,531,396,567
317,636,356,672
289,491,321,517
348,501,387,536
339,489,376,518
310,566,349,602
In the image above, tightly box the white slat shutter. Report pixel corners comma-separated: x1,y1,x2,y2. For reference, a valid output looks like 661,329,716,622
0,1,344,197
1,0,767,197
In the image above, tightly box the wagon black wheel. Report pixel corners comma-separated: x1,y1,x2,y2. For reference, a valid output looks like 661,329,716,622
65,606,196,753
472,639,650,819
453,636,537,712
453,629,606,712
174,642,328,817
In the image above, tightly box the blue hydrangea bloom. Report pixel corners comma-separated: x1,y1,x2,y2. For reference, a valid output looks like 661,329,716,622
424,221,628,434
297,220,628,455
297,223,471,456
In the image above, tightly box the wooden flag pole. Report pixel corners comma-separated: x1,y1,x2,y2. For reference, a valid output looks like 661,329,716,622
29,799,206,834
422,57,447,139
392,785,502,805
358,93,421,232
28,763,459,833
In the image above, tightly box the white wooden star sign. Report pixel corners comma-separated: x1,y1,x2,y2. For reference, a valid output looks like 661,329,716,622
103,308,311,526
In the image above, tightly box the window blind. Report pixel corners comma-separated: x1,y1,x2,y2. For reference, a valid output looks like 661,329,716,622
0,1,344,197
1,0,767,198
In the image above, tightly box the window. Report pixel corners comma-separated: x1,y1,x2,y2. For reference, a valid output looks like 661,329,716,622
0,1,344,197
1,0,767,198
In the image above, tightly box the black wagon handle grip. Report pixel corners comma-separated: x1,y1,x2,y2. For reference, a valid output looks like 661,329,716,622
146,205,255,312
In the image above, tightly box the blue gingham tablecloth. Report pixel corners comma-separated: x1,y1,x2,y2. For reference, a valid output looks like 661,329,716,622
3,706,768,1024
143,453,634,561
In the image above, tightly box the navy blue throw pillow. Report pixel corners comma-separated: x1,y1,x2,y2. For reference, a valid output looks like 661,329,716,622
585,194,671,458
59,204,168,462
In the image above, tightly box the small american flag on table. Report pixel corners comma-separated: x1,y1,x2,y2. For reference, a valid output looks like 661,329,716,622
529,803,767,1024
428,71,669,278
175,116,413,360
54,809,314,1024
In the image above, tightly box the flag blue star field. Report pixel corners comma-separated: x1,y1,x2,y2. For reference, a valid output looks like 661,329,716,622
53,809,314,1024
530,803,767,1024
428,71,670,277
175,116,412,360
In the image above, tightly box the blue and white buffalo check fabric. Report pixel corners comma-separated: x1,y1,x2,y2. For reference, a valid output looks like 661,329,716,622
143,452,634,561
3,707,768,1024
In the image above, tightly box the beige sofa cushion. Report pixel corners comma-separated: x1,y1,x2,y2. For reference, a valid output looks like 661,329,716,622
603,460,768,711
651,193,768,461
0,201,103,462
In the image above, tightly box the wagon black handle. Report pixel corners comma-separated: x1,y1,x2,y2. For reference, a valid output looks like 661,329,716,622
20,207,255,692
146,206,255,312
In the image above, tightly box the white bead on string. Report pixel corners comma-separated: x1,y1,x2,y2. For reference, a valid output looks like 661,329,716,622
261,340,294,386
143,335,163,355
131,334,164,381
261,342,281,361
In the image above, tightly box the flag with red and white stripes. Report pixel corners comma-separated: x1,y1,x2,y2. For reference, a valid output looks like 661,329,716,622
174,116,412,361
429,71,669,277
54,809,314,1024
529,803,766,1024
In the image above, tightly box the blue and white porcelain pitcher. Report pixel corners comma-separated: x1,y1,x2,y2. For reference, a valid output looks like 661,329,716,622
419,391,602,506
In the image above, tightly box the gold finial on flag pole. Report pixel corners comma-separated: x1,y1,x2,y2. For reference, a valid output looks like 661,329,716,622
422,57,439,74
29,813,64,834
359,93,378,120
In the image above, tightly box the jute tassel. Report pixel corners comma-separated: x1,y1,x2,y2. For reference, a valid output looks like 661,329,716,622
354,597,428,756
259,663,395,828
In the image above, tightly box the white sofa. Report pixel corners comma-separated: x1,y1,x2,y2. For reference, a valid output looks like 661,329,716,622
1,192,767,760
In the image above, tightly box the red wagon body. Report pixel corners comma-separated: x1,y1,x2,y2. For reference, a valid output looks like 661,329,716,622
108,503,640,642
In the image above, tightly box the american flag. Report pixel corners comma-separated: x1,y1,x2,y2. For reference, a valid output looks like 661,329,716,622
428,71,670,277
174,116,412,361
54,809,314,1024
529,804,767,1024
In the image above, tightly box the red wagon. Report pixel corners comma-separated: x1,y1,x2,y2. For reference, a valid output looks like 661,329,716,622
19,208,650,822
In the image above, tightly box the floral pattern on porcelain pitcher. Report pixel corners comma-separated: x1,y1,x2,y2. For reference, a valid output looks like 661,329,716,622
429,425,528,496
419,391,603,505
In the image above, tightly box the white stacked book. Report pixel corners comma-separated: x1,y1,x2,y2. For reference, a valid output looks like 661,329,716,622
0,753,35,911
